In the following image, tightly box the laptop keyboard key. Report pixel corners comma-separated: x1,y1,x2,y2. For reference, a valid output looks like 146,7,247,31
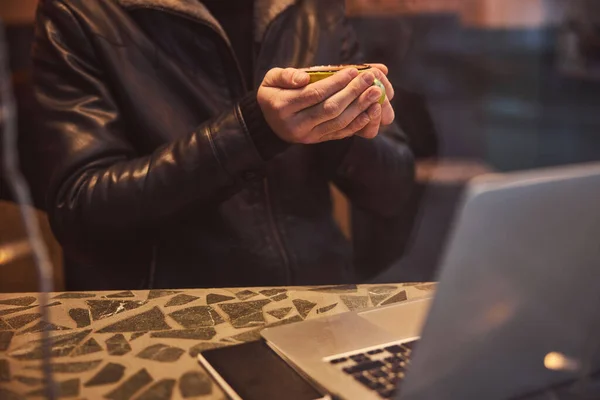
350,354,370,363
354,375,385,390
343,360,384,375
389,372,405,386
330,357,347,364
378,388,397,398
354,375,385,391
384,355,405,364
354,374,372,386
384,345,404,354
370,369,386,378
401,340,418,351
391,366,405,375
367,349,384,355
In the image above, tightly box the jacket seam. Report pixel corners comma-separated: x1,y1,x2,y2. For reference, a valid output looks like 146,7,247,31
233,103,264,164
204,125,231,182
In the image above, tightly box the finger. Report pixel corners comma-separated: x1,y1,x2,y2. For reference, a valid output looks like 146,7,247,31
288,68,359,112
368,67,394,101
367,63,389,75
380,98,395,126
319,110,372,142
312,84,382,136
356,103,382,139
368,66,395,125
263,67,310,89
319,129,356,143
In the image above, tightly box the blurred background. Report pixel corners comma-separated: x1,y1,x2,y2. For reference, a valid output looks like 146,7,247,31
1,0,599,291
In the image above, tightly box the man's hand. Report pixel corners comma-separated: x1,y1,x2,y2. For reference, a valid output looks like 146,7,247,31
257,65,395,144
356,63,395,139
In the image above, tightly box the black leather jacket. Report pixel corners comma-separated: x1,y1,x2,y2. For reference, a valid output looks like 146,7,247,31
31,0,414,290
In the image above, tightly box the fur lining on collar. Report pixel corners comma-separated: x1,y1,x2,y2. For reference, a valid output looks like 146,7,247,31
115,0,296,42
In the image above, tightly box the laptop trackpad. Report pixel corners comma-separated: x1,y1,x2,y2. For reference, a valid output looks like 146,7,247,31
262,312,398,358
359,297,433,338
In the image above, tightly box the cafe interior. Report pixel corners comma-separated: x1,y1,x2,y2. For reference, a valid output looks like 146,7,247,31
1,0,599,399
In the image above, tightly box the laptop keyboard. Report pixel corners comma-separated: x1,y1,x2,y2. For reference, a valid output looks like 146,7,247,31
327,339,418,399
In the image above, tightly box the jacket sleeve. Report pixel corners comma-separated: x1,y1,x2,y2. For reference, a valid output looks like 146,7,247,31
32,1,266,243
316,13,415,218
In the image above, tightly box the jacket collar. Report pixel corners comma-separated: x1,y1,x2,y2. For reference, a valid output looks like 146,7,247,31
115,0,296,42
254,0,297,41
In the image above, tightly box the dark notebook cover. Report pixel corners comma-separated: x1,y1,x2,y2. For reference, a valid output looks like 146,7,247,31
198,340,326,400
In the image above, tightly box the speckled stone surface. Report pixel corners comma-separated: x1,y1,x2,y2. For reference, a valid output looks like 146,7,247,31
0,284,435,399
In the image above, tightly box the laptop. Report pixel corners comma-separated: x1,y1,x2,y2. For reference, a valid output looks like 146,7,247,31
260,162,600,400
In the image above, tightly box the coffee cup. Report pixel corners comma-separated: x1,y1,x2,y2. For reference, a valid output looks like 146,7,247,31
302,64,386,104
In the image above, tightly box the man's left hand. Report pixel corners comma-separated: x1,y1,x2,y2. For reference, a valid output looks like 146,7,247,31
355,63,396,139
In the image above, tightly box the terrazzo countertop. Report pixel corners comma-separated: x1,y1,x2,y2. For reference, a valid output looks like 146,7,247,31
0,283,436,399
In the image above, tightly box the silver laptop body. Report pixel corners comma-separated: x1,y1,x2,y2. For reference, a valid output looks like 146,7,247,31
261,162,600,400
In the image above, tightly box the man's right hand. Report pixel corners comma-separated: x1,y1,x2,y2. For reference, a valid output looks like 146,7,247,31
257,67,384,144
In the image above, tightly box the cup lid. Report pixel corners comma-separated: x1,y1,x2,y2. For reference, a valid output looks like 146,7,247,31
302,64,370,73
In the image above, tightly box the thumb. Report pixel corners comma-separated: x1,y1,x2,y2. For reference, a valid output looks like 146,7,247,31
263,67,310,89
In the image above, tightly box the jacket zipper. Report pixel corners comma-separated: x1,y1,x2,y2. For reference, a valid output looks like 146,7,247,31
196,12,293,281
263,178,292,284
255,12,293,283
199,16,293,280
133,6,293,282
182,10,294,284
